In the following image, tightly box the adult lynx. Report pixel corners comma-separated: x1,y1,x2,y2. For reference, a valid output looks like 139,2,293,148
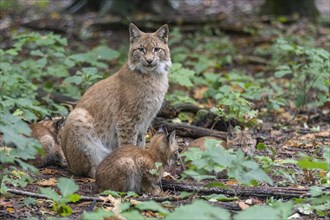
61,24,171,178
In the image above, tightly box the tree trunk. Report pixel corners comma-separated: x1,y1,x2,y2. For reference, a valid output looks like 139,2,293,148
260,0,319,20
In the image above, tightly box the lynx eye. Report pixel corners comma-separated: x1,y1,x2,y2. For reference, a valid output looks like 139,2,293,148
153,47,161,52
137,47,145,52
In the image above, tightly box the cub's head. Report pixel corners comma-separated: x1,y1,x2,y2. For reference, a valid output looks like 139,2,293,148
128,23,171,75
150,130,178,166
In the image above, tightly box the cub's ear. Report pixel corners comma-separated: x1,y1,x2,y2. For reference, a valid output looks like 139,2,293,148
129,23,142,42
155,24,168,43
158,125,168,135
54,117,65,131
166,130,176,146
44,115,52,120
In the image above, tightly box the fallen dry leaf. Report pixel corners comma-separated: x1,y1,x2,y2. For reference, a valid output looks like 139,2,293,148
36,178,57,186
99,195,121,214
315,128,330,138
162,171,175,180
238,201,249,210
0,199,13,207
6,207,15,213
40,168,59,175
129,199,141,206
193,86,208,99
226,179,238,185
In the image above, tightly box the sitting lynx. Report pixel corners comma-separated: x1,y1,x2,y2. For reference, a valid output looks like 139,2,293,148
61,24,171,178
96,131,178,195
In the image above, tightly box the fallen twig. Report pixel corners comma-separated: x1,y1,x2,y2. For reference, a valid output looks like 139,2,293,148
6,187,241,212
153,119,228,140
6,188,188,203
161,180,312,199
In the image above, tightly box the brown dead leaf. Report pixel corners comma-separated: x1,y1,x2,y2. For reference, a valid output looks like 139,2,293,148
238,201,249,210
299,133,315,140
143,210,158,218
193,86,208,100
244,198,254,205
315,128,330,138
319,170,326,178
226,179,238,185
129,199,140,206
6,207,15,213
252,198,264,205
36,177,57,186
162,172,175,180
40,168,59,175
99,195,121,214
50,11,60,19
0,199,13,207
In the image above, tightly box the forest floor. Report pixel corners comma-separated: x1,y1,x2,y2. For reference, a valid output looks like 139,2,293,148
1,1,330,219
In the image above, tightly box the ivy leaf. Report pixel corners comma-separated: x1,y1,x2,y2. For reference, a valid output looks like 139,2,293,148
39,187,61,201
66,194,81,203
234,204,291,220
166,200,230,220
135,201,169,215
57,177,79,197
64,75,83,85
297,159,328,171
274,65,292,78
121,210,144,220
82,209,114,220
92,45,120,60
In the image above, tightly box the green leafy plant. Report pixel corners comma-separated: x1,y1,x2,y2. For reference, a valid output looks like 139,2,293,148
39,177,81,217
294,147,330,217
169,63,196,87
234,201,293,220
182,139,273,185
149,162,162,175
166,200,230,220
0,32,119,177
274,39,330,109
0,169,34,193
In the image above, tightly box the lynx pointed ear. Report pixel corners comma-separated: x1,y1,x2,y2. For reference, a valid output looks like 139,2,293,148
167,130,176,145
129,23,141,41
155,24,169,43
44,115,52,120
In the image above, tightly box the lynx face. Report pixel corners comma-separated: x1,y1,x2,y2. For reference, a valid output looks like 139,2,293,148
128,24,171,75
227,130,256,157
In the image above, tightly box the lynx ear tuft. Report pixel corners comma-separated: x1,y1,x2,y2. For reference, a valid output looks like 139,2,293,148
167,130,176,145
129,23,142,41
54,117,65,131
155,24,168,43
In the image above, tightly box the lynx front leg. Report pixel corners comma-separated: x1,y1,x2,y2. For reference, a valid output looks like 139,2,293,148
141,182,161,195
137,133,146,148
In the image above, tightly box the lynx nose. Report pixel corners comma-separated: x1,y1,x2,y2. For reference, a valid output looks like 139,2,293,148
146,59,153,64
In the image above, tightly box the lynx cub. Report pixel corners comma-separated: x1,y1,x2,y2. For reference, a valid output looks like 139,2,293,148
96,131,178,195
227,129,256,156
29,116,67,167
61,24,171,178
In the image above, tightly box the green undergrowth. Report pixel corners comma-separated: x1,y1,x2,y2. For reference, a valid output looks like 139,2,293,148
1,25,329,219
